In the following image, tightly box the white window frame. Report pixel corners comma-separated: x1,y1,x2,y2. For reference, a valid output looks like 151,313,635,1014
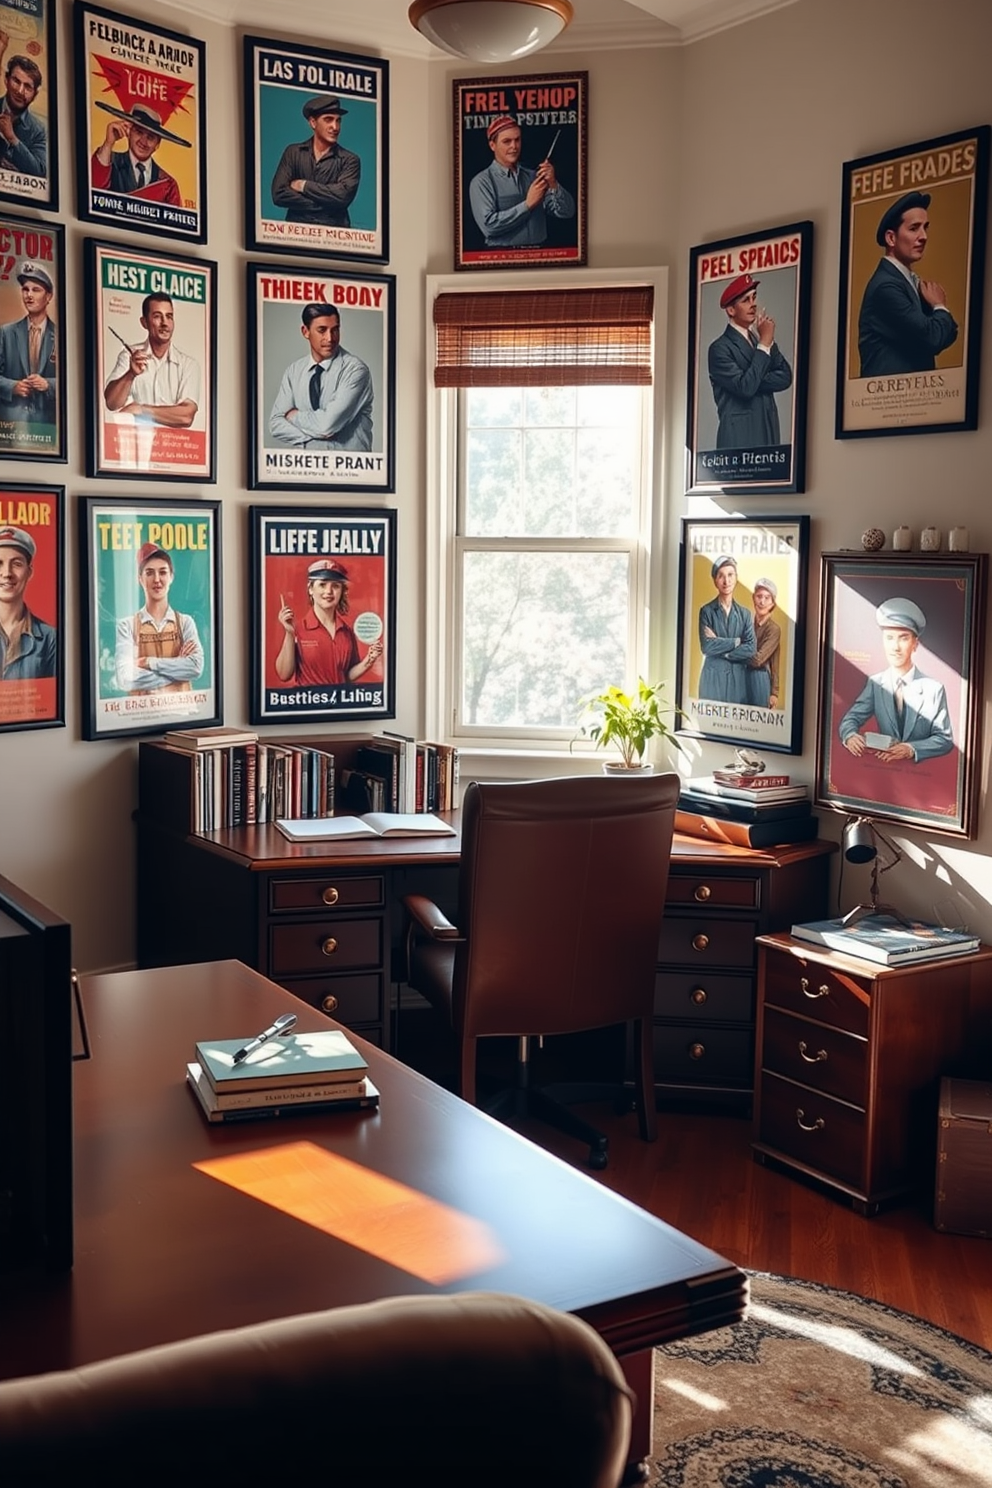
424,266,668,765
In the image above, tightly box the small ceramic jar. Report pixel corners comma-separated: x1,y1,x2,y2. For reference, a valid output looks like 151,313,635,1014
948,526,970,552
892,526,913,551
920,526,942,552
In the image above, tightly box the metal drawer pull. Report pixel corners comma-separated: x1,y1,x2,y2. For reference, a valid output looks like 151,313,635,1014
798,1040,827,1064
693,884,711,902
689,1043,705,1060
322,887,340,906
692,933,709,952
690,987,708,1005
796,1108,825,1133
799,977,830,999
321,937,338,956
321,994,339,1014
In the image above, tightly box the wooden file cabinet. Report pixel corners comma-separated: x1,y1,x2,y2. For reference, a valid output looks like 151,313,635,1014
752,933,992,1214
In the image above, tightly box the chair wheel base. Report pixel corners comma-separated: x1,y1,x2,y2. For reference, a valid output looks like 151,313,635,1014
588,1149,609,1171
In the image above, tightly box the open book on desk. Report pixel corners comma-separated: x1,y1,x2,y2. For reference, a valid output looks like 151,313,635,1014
275,812,456,843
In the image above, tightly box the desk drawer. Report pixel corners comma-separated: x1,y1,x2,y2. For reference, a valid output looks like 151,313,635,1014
654,1024,753,1086
281,972,382,1027
270,918,383,977
269,875,385,914
758,1071,865,1190
660,916,757,970
667,874,759,911
762,949,870,1037
762,1007,867,1106
655,969,753,1024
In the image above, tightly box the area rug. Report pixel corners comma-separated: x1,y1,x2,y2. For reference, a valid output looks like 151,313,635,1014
650,1272,992,1488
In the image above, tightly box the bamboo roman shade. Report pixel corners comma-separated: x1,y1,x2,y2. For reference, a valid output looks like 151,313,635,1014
433,287,654,387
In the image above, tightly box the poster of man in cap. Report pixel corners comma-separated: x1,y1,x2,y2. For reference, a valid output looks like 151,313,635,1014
85,239,215,482
249,507,396,726
74,2,206,243
0,0,58,211
244,35,388,263
0,213,64,460
79,496,221,740
836,125,990,439
815,553,987,837
454,72,587,269
676,516,809,756
0,482,63,733
686,221,812,496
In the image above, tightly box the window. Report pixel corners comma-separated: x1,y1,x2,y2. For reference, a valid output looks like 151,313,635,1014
426,271,665,750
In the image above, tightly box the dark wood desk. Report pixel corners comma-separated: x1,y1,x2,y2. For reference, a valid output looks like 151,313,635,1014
0,960,747,1467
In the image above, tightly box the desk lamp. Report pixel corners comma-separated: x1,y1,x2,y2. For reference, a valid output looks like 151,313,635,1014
840,816,908,926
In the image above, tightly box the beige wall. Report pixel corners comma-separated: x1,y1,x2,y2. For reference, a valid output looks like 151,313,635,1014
1,0,990,969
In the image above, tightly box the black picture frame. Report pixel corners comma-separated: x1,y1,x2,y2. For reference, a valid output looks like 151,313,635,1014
0,213,65,462
0,0,58,211
84,238,216,482
249,505,396,726
73,0,207,243
243,34,389,264
686,221,813,495
453,71,587,270
836,125,990,439
676,515,810,756
815,551,987,838
248,261,395,493
79,495,222,740
0,481,64,732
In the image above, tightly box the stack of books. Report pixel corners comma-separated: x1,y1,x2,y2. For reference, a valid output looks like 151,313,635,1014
677,774,816,849
790,914,981,967
186,1026,379,1123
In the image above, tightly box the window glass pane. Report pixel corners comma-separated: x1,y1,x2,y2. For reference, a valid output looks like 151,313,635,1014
576,428,636,535
576,385,639,428
522,428,576,536
467,387,523,427
523,387,576,426
465,427,522,535
460,551,629,729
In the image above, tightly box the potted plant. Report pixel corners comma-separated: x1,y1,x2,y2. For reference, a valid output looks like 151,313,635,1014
575,677,685,774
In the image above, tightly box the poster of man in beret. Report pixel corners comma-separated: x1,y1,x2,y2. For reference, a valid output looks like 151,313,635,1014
244,35,388,264
73,2,206,243
686,221,812,497
453,72,587,269
0,0,58,212
0,212,64,460
0,482,63,733
836,126,990,439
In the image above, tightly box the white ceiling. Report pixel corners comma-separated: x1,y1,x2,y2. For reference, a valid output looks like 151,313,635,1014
165,0,800,60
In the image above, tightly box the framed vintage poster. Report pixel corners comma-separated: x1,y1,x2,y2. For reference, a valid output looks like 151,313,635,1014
84,238,215,482
248,261,395,493
676,515,810,756
0,0,58,211
0,482,63,732
453,72,587,270
815,552,987,838
836,126,990,438
243,35,388,264
79,496,221,740
249,506,396,726
73,0,207,243
686,221,812,495
0,213,64,461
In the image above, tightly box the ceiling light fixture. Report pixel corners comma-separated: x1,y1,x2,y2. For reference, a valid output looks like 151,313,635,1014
409,0,573,63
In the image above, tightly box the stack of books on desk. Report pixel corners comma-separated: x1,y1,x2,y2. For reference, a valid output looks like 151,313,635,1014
677,775,816,849
790,914,981,967
186,1028,379,1123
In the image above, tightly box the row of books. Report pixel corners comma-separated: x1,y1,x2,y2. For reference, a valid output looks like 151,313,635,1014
186,1025,379,1124
339,733,459,815
676,774,815,849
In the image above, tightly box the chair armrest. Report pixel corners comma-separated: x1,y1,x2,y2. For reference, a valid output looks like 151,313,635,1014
402,893,463,942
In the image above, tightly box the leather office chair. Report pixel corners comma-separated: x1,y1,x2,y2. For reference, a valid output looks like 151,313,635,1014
402,774,680,1168
0,1292,634,1487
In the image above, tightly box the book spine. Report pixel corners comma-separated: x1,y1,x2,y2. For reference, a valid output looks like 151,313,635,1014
230,745,246,826
711,772,791,788
244,744,258,825
211,1078,368,1109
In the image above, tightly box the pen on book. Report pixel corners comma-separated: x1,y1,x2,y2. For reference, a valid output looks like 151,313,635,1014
232,1012,297,1065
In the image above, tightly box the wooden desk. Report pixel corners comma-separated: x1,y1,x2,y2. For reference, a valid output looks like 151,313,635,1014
0,960,747,1470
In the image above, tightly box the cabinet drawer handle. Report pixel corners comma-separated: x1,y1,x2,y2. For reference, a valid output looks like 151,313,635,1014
800,977,829,999
796,1108,825,1133
688,1042,705,1060
322,886,340,906
798,1040,827,1064
321,994,339,1014
693,884,711,902
692,933,709,952
690,986,708,1006
321,937,338,956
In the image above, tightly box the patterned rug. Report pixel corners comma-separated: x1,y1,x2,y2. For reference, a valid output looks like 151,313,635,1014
650,1272,992,1488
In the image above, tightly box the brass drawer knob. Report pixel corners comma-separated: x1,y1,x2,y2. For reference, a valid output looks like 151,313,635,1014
322,886,340,906
798,1040,827,1064
796,1108,825,1133
693,884,712,902
690,987,708,1005
799,976,829,999
691,933,709,952
321,994,339,1014
321,937,338,956
688,1042,705,1060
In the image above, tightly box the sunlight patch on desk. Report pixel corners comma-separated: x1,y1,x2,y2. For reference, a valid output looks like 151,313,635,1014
193,1141,506,1284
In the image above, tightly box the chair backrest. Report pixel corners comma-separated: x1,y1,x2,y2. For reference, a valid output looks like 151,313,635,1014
454,774,680,1040
0,1292,632,1488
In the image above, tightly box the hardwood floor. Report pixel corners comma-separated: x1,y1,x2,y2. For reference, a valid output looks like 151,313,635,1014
395,1010,992,1352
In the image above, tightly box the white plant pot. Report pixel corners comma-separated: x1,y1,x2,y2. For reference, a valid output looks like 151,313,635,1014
602,760,654,776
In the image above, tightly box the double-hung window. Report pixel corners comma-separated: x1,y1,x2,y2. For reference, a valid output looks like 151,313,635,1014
426,272,664,752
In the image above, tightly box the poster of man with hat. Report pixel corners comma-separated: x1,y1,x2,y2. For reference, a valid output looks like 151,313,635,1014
837,125,989,438
0,215,64,459
74,3,206,242
686,221,812,496
0,0,58,211
0,483,63,732
245,35,388,262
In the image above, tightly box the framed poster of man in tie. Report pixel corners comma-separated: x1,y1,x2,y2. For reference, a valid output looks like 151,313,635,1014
248,261,395,493
814,551,988,838
85,238,216,482
0,211,64,461
836,126,990,439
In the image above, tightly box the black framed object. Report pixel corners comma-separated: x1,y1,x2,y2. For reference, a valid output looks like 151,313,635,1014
0,0,59,212
0,481,64,732
0,214,65,462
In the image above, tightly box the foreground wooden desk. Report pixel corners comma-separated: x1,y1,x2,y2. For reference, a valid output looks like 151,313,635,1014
0,961,746,1466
